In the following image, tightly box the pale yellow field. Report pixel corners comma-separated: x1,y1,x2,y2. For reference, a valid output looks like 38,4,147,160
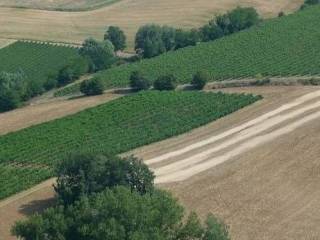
0,0,119,11
0,0,303,50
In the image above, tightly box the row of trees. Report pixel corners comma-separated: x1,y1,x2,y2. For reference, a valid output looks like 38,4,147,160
133,7,260,58
12,153,230,240
130,70,209,91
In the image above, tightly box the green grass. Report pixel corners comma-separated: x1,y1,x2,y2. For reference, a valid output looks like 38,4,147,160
0,91,260,199
0,41,79,91
56,5,320,96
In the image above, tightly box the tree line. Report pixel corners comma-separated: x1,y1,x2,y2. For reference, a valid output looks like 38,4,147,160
12,153,230,240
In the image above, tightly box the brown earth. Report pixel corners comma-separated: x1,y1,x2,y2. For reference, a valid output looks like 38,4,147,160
1,86,320,239
0,0,304,49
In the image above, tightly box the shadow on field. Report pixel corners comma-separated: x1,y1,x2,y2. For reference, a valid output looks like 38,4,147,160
18,197,56,216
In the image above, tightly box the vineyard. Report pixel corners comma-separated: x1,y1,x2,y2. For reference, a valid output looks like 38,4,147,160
0,41,79,91
0,91,260,199
55,5,320,96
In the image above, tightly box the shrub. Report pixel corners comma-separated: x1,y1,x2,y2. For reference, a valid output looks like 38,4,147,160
80,78,104,96
54,153,154,205
129,71,151,91
278,11,285,17
104,26,127,51
57,57,89,87
12,186,230,240
0,71,27,112
192,71,209,90
153,74,177,90
79,38,115,72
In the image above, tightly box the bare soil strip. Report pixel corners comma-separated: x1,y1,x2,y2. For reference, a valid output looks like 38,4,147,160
146,90,320,165
153,100,320,177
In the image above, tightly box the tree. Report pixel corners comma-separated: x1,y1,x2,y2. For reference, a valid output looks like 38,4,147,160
57,57,89,86
174,29,200,50
80,78,104,96
104,26,127,51
161,26,177,51
227,7,260,33
12,187,230,240
200,23,224,42
129,71,151,91
191,71,209,90
0,71,27,112
153,74,177,91
54,153,154,205
135,24,166,58
79,38,115,72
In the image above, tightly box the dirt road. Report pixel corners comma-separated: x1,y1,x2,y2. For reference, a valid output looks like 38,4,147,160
1,86,320,240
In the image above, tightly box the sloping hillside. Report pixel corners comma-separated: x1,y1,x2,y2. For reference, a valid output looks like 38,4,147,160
58,5,320,95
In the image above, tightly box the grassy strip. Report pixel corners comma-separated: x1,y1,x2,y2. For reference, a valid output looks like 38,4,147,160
0,91,260,199
55,5,320,96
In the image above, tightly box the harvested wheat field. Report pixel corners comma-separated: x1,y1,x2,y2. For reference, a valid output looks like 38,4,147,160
0,0,304,49
0,0,120,11
1,86,320,240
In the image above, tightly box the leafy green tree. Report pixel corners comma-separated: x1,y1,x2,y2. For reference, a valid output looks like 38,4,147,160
154,74,177,91
79,38,115,72
0,71,27,112
80,78,104,96
191,71,209,90
104,26,127,51
174,29,200,50
57,57,89,86
135,24,166,58
200,23,224,42
129,71,151,91
227,7,260,33
54,153,154,205
161,26,177,51
13,186,230,240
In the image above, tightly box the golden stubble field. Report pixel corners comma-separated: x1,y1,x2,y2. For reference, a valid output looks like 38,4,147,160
0,0,304,49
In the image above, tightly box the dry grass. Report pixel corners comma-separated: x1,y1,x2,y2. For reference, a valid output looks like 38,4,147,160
0,0,304,50
0,0,120,11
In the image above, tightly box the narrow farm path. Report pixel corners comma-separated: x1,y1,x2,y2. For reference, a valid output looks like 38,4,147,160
1,86,319,240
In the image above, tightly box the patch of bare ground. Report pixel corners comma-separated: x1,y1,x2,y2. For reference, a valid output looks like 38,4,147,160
0,0,304,49
0,38,16,48
1,86,320,239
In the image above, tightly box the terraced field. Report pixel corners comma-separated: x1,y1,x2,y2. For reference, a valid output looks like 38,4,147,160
0,91,259,199
0,41,79,91
56,5,320,96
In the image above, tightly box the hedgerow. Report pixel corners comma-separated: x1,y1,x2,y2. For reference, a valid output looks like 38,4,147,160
56,5,320,96
0,91,260,199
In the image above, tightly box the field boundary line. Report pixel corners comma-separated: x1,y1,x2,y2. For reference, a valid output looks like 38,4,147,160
0,178,56,208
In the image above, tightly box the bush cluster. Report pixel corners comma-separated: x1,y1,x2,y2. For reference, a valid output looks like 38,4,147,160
12,153,230,240
135,7,260,58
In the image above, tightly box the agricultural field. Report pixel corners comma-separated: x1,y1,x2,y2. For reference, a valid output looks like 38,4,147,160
0,0,120,11
0,0,303,48
0,41,79,93
57,5,320,96
0,91,260,199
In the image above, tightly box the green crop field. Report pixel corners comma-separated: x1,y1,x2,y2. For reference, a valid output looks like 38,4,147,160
56,5,320,96
0,91,260,199
0,41,79,92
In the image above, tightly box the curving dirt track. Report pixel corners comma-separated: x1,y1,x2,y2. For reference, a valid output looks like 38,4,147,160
1,86,320,239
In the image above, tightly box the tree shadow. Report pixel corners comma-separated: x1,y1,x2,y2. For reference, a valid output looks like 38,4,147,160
18,197,57,216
